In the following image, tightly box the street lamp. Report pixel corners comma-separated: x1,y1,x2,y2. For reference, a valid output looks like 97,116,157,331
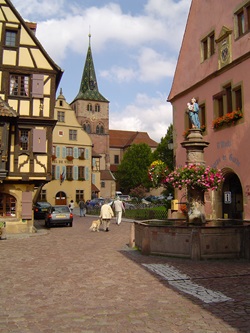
167,138,173,150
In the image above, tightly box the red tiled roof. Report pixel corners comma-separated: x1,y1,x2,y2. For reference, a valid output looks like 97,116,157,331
91,183,100,192
109,130,158,148
100,170,115,181
0,97,18,117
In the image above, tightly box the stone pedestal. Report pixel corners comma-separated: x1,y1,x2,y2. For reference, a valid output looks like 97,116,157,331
181,129,209,225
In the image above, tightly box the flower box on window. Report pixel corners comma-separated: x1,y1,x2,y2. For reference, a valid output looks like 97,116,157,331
212,109,243,129
67,177,73,181
66,155,74,161
52,155,57,161
78,177,85,181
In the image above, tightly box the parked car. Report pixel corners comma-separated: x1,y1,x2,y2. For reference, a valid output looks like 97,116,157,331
33,201,51,219
87,198,104,209
119,195,131,201
123,202,136,210
45,205,73,228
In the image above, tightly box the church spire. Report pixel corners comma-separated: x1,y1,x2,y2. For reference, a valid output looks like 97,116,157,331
71,34,108,103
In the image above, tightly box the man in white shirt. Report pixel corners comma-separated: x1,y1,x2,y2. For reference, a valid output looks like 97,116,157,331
113,197,125,225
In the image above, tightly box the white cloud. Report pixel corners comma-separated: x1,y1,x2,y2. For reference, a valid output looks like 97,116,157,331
110,93,172,142
100,66,136,83
137,47,177,82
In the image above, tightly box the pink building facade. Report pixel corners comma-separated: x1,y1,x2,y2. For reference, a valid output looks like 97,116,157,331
168,0,250,220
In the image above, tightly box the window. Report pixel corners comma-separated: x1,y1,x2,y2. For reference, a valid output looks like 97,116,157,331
76,190,84,202
19,129,29,150
78,148,85,159
213,83,243,121
57,111,65,122
96,124,104,134
78,166,85,180
234,86,242,110
66,147,73,157
114,155,119,164
235,4,250,38
66,166,73,180
95,104,100,112
201,32,215,61
0,194,16,217
69,129,77,141
5,30,17,47
38,190,47,201
83,123,91,133
10,75,29,96
101,181,105,188
87,103,92,111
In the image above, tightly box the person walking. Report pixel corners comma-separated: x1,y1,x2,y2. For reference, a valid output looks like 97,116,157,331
100,199,114,232
78,199,87,217
69,200,74,213
113,196,125,225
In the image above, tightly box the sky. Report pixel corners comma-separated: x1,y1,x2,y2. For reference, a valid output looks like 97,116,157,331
11,0,191,143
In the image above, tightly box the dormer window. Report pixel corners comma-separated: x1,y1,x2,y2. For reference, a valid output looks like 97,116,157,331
5,30,17,47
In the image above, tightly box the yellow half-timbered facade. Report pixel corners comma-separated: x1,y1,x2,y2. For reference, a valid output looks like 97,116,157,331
0,0,63,233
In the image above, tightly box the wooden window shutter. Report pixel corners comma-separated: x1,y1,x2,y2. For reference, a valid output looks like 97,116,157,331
85,167,89,180
32,74,44,98
22,192,32,219
73,166,78,180
33,129,46,153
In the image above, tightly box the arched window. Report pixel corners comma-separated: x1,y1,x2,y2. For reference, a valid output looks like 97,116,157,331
96,125,100,134
0,193,16,217
100,126,104,134
87,103,92,112
83,123,91,133
95,104,100,112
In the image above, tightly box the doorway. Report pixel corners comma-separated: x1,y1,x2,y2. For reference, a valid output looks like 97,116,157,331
222,173,243,219
55,191,67,205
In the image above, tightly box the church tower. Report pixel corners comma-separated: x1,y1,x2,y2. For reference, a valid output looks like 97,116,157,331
70,34,110,171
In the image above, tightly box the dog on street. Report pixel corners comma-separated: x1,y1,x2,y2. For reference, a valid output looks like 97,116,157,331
89,219,101,232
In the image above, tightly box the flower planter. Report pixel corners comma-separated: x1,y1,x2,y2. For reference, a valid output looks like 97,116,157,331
212,109,243,129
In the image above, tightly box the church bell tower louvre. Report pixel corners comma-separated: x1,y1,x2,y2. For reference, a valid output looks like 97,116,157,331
70,34,110,171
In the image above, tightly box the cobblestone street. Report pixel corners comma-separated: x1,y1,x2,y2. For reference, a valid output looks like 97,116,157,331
0,213,250,333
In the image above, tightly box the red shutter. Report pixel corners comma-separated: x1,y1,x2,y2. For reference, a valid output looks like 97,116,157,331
33,129,46,153
22,192,32,219
32,74,44,98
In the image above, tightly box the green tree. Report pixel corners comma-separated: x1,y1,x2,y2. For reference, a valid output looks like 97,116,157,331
115,143,153,193
152,124,174,171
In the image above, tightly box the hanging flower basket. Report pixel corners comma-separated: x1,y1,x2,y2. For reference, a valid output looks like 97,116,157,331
66,155,74,161
148,160,169,188
52,155,57,161
212,109,243,129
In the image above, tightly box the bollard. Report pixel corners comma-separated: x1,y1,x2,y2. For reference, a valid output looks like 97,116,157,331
129,222,135,248
0,221,7,240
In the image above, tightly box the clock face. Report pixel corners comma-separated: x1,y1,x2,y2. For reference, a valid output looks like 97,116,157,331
91,115,96,122
221,44,229,62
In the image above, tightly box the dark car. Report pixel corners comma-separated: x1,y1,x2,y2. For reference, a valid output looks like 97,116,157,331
33,202,51,219
87,198,104,208
45,205,73,228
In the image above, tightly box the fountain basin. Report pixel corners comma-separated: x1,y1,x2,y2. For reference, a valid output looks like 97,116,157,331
133,220,250,260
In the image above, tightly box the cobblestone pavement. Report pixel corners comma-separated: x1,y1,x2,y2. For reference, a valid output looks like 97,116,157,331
0,212,250,333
